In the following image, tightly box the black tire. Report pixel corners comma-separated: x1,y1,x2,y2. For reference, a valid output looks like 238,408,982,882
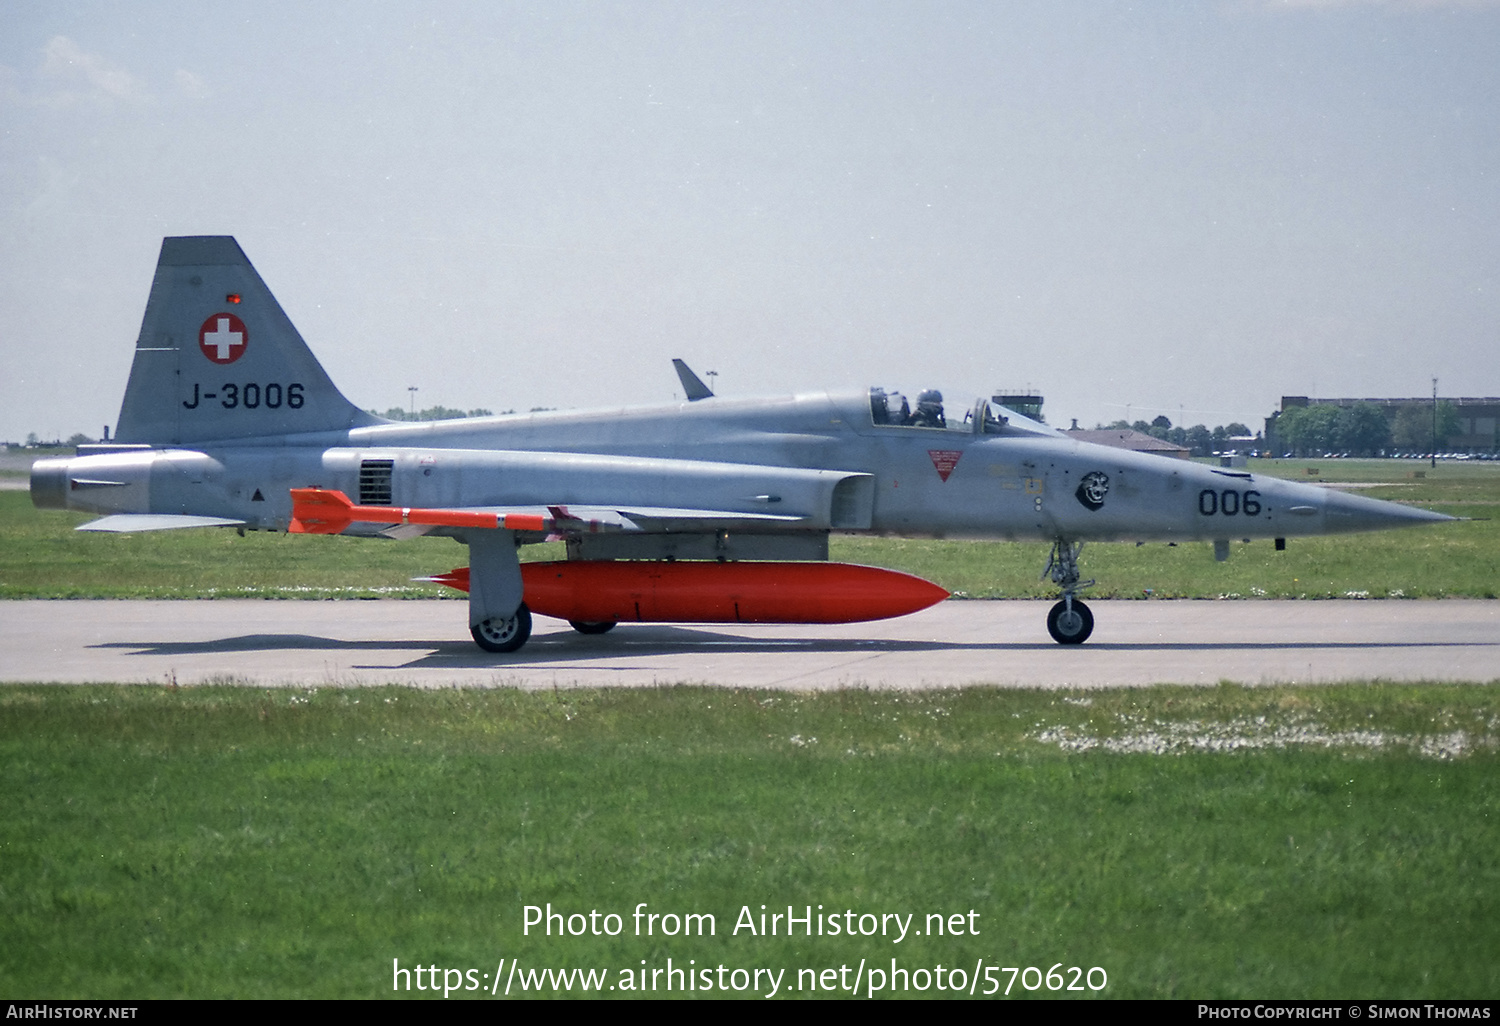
569,620,617,635
1046,599,1094,645
470,604,533,653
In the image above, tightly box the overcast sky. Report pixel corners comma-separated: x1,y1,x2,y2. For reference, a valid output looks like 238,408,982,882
3,0,1497,443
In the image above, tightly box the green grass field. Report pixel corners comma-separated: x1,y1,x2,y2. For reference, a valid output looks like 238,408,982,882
2,684,1497,999
1,457,1495,599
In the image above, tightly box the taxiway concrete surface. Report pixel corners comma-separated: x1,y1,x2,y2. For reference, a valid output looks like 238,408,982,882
1,599,1496,688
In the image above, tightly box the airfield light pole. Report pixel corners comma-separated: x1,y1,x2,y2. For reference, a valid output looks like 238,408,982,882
1432,378,1438,469
409,386,418,419
707,370,719,393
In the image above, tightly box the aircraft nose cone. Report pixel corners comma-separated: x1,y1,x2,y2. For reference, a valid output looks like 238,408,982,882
1318,487,1456,533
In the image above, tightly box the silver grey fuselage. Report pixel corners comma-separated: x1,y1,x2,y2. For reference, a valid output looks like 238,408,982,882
33,389,1442,547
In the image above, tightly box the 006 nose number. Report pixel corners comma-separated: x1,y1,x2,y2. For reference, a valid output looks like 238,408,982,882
1198,489,1261,516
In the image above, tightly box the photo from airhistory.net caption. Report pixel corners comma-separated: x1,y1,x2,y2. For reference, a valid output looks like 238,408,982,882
399,901,1061,997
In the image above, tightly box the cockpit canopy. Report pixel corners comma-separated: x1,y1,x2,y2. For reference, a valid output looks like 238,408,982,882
868,387,1060,437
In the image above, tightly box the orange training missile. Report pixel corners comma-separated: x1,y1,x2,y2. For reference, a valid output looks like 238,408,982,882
421,561,950,624
289,488,555,535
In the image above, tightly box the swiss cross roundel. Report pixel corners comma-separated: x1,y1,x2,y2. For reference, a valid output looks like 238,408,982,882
198,313,249,365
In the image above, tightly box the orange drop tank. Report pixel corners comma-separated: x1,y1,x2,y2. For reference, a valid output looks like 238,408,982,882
429,561,949,624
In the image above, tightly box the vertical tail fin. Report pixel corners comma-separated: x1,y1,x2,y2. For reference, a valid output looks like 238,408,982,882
672,358,715,401
114,236,382,444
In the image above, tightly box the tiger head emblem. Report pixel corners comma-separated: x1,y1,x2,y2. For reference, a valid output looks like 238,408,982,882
1075,471,1110,511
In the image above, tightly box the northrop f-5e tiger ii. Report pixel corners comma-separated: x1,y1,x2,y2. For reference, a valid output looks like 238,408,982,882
31,237,1455,652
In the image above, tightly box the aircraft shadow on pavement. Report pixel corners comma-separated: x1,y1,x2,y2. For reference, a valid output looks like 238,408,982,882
91,625,1496,671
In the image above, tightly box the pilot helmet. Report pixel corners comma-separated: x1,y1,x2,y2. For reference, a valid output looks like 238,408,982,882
917,389,943,406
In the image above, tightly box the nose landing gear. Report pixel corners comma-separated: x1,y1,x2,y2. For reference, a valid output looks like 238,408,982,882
1042,540,1095,645
1047,595,1094,644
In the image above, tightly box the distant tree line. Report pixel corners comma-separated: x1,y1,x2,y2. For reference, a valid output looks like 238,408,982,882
1273,401,1461,456
370,406,497,422
1099,418,1253,458
8,432,97,448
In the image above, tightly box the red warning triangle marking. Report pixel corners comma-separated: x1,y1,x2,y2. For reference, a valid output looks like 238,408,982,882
928,449,962,482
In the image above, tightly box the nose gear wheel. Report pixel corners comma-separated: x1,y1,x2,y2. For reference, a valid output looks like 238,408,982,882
1047,597,1094,644
1041,540,1096,645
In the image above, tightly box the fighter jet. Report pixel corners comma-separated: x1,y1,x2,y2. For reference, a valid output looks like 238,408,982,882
31,237,1455,652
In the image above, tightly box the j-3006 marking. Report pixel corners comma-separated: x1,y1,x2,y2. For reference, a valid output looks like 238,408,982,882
182,382,305,410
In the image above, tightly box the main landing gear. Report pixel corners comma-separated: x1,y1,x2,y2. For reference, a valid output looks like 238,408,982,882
471,604,532,653
1042,540,1094,645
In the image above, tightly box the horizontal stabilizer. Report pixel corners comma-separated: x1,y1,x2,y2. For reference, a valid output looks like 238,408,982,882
77,514,245,533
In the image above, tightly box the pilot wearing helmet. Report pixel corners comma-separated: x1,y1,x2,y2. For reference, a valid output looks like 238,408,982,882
910,389,946,428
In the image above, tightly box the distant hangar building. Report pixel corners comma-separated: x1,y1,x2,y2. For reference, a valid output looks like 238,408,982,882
1063,427,1192,460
